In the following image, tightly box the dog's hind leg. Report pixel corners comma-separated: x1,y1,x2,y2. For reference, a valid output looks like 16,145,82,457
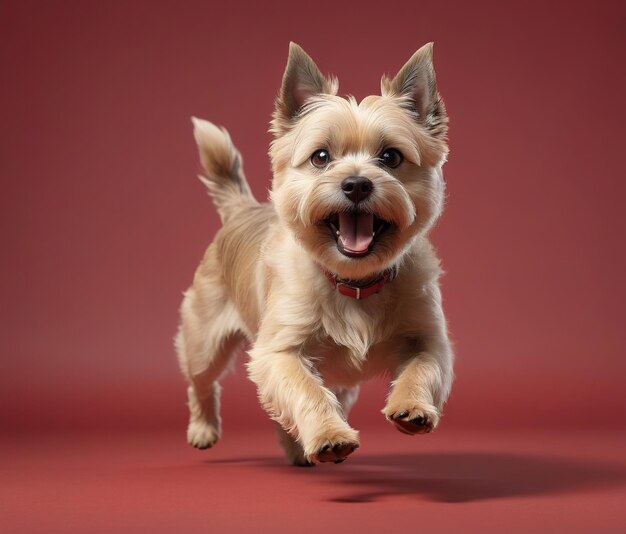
175,264,246,450
335,386,360,419
274,423,312,467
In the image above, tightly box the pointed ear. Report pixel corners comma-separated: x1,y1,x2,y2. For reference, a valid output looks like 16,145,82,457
381,43,447,139
275,42,337,123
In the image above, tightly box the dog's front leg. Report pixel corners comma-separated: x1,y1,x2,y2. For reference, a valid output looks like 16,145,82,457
383,329,454,435
248,343,359,464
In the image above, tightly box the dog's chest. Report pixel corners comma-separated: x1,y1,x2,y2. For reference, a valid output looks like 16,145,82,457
308,301,401,387
309,338,399,387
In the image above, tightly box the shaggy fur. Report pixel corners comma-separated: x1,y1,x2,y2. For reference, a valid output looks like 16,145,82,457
175,42,454,466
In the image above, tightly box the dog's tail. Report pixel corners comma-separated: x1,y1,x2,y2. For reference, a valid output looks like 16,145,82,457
191,117,257,222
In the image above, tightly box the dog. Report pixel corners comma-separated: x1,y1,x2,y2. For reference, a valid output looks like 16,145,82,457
175,42,453,466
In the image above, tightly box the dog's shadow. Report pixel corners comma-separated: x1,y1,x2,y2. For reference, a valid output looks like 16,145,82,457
328,452,626,503
215,451,626,503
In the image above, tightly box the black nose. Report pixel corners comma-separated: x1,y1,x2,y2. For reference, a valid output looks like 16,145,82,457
341,176,373,203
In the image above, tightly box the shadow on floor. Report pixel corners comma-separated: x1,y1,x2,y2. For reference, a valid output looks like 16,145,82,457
214,451,626,503
325,452,626,503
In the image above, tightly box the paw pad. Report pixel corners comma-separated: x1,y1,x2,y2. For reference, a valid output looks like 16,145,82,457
316,441,358,463
386,409,437,435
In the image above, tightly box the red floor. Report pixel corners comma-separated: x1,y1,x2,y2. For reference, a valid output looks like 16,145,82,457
2,426,625,533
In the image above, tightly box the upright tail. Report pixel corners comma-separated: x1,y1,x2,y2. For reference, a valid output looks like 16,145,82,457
191,117,257,222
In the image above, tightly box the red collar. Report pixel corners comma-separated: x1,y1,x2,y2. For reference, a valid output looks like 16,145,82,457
323,266,397,300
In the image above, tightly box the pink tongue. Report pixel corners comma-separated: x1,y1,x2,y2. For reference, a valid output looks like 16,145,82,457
338,212,374,254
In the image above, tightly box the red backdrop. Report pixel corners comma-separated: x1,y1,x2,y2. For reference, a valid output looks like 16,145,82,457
1,0,624,435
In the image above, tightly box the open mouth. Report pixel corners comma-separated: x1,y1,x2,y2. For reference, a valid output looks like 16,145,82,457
324,212,391,258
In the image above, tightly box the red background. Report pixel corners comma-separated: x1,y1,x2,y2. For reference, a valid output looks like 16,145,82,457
1,1,625,532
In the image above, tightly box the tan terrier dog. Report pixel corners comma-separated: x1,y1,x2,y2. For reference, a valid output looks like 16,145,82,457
175,42,453,466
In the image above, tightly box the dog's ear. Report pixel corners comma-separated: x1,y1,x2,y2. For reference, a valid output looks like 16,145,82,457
274,42,337,126
381,43,447,139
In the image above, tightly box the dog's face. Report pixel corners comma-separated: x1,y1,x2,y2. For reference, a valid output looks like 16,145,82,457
270,43,449,280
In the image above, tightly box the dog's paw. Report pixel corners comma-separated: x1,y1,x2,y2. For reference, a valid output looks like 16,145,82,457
382,403,439,435
276,428,314,467
187,420,220,449
305,427,360,464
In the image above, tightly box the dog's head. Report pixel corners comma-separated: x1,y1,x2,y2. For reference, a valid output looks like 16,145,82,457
270,43,448,280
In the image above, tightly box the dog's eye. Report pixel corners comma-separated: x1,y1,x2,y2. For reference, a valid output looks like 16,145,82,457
379,148,403,169
311,149,331,168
